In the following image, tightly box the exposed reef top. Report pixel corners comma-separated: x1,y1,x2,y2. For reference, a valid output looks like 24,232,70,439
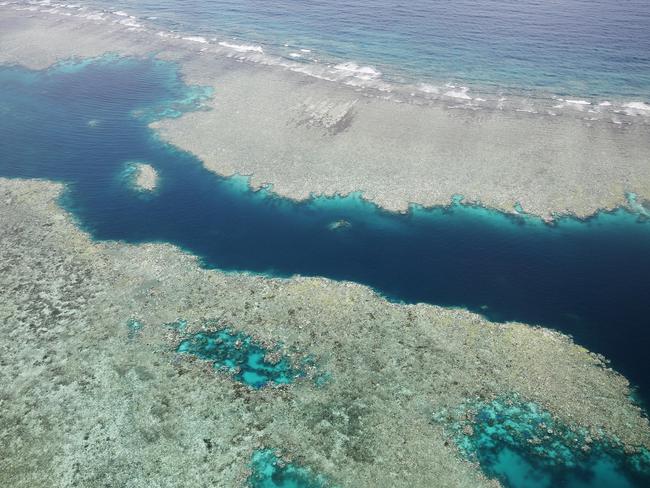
1,176,649,487
129,162,158,192
1,6,649,220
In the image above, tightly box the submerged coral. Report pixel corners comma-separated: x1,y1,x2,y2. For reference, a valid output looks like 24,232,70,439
120,162,159,194
163,319,188,332
177,328,305,388
126,318,144,340
434,396,650,488
247,449,332,488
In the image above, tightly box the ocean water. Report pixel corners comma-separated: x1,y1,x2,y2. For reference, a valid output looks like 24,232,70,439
437,397,650,488
1,57,649,403
1,57,650,487
77,0,650,103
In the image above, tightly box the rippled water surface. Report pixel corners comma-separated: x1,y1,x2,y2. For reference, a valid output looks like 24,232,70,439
81,0,650,100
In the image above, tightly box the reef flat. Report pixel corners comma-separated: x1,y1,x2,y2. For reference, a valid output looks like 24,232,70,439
1,6,650,220
1,177,649,487
131,163,159,192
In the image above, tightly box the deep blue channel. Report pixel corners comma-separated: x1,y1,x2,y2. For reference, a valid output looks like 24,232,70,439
1,58,649,403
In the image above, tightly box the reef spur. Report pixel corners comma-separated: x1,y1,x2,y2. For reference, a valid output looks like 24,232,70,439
1,4,650,220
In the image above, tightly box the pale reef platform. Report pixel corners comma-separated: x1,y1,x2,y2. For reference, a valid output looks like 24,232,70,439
1,6,650,220
131,163,158,192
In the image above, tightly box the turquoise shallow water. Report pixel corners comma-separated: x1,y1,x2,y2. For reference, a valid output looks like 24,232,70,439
1,57,650,487
77,0,650,101
437,397,650,487
177,328,304,388
248,450,331,488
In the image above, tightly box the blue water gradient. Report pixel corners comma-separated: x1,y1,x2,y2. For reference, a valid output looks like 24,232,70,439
83,0,650,101
1,57,649,406
248,449,332,488
177,327,304,388
436,397,650,488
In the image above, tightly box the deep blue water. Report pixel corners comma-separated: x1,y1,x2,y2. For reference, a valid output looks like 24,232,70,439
2,52,650,488
1,58,649,406
82,0,650,101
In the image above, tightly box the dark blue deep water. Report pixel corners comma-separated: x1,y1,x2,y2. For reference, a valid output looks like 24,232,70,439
1,55,649,413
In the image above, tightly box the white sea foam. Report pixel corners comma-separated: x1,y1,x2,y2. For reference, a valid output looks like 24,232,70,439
417,83,440,94
5,0,649,123
275,60,388,91
182,36,208,44
218,41,264,53
623,101,650,111
333,62,381,80
552,99,592,111
82,12,104,20
622,101,650,116
118,18,141,28
444,86,471,100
